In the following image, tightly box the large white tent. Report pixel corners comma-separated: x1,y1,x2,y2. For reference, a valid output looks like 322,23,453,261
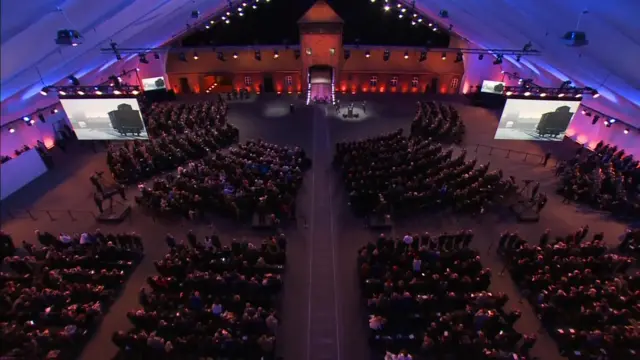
2,0,639,128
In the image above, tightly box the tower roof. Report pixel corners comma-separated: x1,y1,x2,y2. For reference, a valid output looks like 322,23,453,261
297,0,343,24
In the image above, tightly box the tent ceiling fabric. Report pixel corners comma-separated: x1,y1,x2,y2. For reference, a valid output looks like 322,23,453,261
0,0,224,125
2,0,640,126
415,0,640,124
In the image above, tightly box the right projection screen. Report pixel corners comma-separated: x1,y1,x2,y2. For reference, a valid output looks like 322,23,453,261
494,99,581,141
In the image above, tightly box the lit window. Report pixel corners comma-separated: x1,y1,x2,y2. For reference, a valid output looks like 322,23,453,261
330,48,335,55
285,76,293,86
244,76,253,86
450,77,460,91
411,77,419,88
306,48,312,55
369,76,378,87
390,76,399,87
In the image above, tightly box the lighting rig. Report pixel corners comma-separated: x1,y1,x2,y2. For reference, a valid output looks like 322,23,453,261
499,71,600,99
578,104,638,135
40,68,142,98
370,0,540,62
1,103,60,135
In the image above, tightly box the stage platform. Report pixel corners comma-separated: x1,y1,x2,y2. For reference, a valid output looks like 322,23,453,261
96,202,132,223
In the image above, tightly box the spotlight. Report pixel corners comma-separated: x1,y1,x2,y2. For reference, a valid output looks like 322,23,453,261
193,52,199,60
524,92,531,96
478,54,484,60
441,52,447,60
433,26,438,31
539,93,546,97
493,55,503,65
205,25,210,29
217,52,225,61
575,93,582,98
77,89,85,95
604,120,611,127
581,110,587,115
23,116,30,122
404,51,409,60
592,91,600,98
51,108,58,114
40,87,49,96
95,90,103,95
139,54,149,64
9,128,15,133
113,90,122,95
609,118,616,124
454,52,463,63
225,19,230,24
344,49,351,60
365,51,371,58
58,90,67,95
384,4,390,11
233,52,238,59
67,75,80,85
29,119,36,125
383,50,390,61
505,91,513,96
273,50,279,59
558,93,565,97
294,49,300,59
179,52,187,62
592,115,600,125
398,14,403,19
418,51,427,62
624,128,629,134
255,50,262,61
239,12,244,16
154,52,160,60
131,90,140,95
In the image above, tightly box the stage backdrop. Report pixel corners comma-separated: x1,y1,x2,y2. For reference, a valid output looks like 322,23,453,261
1,148,48,201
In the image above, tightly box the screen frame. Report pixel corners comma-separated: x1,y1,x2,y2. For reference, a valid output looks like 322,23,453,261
494,98,581,141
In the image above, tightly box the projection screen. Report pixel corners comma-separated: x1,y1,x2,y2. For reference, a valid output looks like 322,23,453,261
60,97,149,140
142,76,166,91
494,99,581,141
480,80,505,94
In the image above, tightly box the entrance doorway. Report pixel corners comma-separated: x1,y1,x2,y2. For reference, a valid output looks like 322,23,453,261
179,77,191,94
309,65,333,104
263,74,275,93
430,77,439,94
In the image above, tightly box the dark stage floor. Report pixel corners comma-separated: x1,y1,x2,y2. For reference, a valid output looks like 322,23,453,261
0,93,631,360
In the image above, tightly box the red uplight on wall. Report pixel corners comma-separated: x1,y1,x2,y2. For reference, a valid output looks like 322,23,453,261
391,87,397,93
379,87,385,93
362,87,369,92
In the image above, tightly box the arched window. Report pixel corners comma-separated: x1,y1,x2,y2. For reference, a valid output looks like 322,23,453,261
450,77,460,92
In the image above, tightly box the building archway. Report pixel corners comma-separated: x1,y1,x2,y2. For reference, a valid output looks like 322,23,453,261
308,65,333,103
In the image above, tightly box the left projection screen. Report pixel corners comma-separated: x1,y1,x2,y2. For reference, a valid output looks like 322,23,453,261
494,99,581,141
60,97,149,140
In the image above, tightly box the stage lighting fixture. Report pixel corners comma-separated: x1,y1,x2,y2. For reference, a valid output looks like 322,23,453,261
113,90,122,95
493,55,503,65
558,93,565,97
404,51,409,59
132,89,140,95
593,91,600,98
365,51,371,58
217,52,225,61
418,52,427,62
76,89,85,95
110,42,122,61
225,19,230,24
193,52,199,60
38,113,45,123
59,90,67,95
592,115,600,125
273,50,279,59
505,91,513,96
95,89,103,95
179,52,187,62
191,10,200,19
40,87,49,96
139,54,149,64
23,116,30,122
294,49,300,59
523,41,533,51
252,4,257,9
575,93,582,98
454,52,463,63
624,128,629,134
524,92,531,96
9,128,15,133
29,119,36,125
233,52,238,59
344,49,351,60
516,55,521,62
540,93,547,97
398,14,403,19
384,4,391,11
239,12,244,16
255,50,262,61
371,0,375,2
478,54,484,60
67,75,80,85
610,118,616,124
433,26,438,31
51,108,58,114
154,52,160,60
441,52,447,60
109,75,121,88
604,120,611,127
439,9,449,18
383,50,390,61
205,25,210,29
